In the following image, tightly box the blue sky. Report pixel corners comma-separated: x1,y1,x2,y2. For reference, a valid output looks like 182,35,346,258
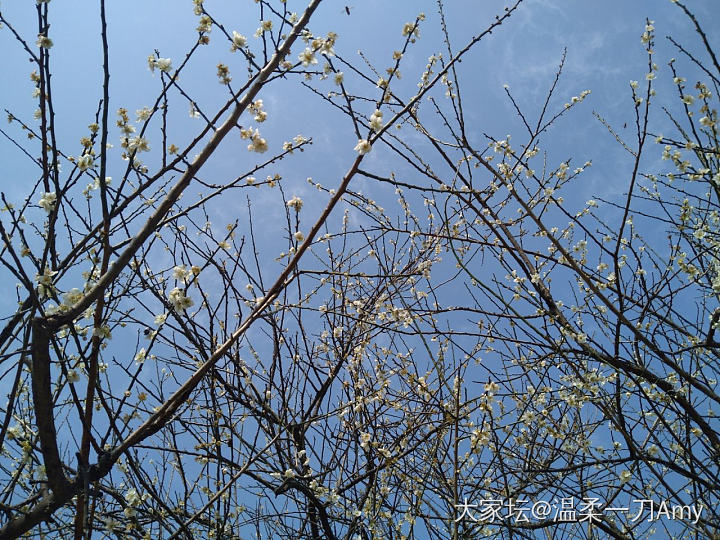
1,1,716,228
2,0,716,205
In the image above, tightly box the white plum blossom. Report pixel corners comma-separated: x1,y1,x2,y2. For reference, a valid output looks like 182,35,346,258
231,31,247,51
77,153,94,171
62,288,83,307
36,267,57,297
125,487,144,508
299,48,317,67
255,20,273,36
354,139,371,155
92,325,112,340
247,130,268,153
36,34,53,49
369,109,383,131
173,265,190,281
401,21,420,38
104,517,119,532
148,57,172,73
6,424,23,440
156,58,173,73
286,195,303,211
320,33,337,56
359,432,372,449
126,136,150,153
136,107,152,121
38,192,57,212
249,99,267,122
168,287,194,313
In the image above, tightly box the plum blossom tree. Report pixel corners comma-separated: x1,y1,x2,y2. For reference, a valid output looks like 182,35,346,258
0,0,718,538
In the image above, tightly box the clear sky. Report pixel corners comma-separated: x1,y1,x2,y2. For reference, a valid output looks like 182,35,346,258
0,0,716,260
2,0,717,327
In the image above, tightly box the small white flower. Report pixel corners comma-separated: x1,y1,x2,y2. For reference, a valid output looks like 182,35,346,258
155,58,172,73
293,231,304,242
287,196,303,211
699,116,714,127
6,425,23,440
299,48,317,67
92,325,112,340
77,154,94,172
173,265,189,281
401,22,419,37
369,109,383,131
126,136,150,153
62,288,83,307
35,267,57,297
354,139,371,155
36,34,53,49
359,432,372,449
38,192,57,212
231,31,247,50
125,488,142,507
618,470,632,484
168,287,194,313
247,130,268,153
104,517,118,532
136,107,152,121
